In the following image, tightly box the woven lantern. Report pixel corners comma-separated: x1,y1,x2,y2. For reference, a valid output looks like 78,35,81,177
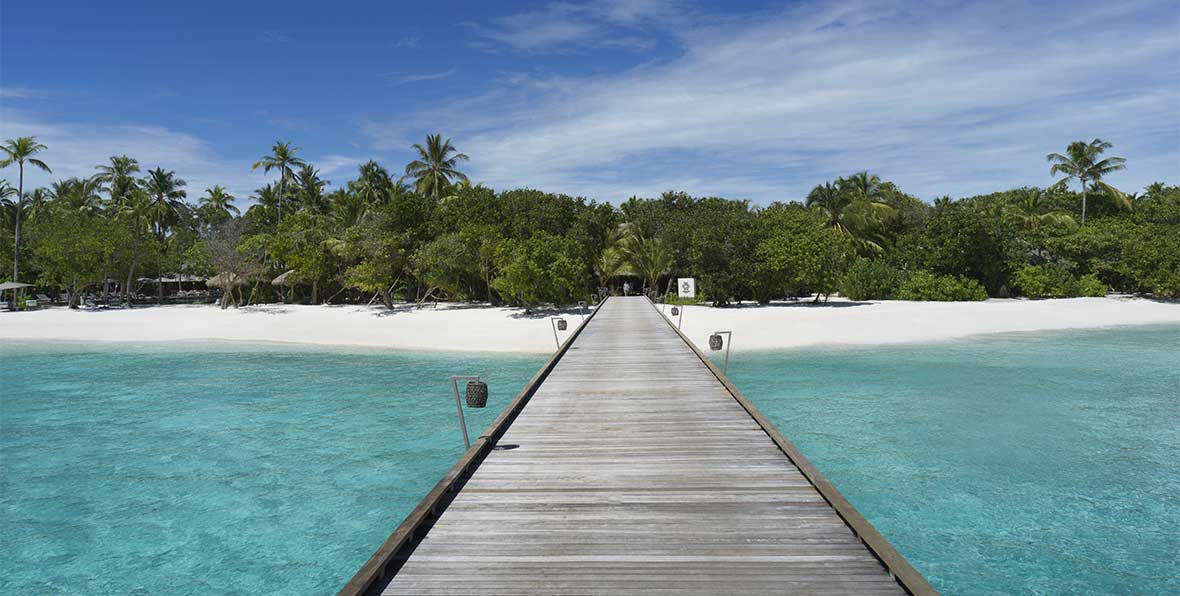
709,333,724,351
671,306,680,316
465,380,488,408
556,318,567,331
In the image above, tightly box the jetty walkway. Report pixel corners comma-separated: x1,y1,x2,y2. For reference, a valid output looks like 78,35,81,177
340,296,935,595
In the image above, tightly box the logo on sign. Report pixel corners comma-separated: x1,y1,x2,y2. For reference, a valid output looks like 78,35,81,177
677,278,696,298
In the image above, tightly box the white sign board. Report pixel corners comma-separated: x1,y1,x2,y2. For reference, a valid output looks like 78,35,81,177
677,278,696,299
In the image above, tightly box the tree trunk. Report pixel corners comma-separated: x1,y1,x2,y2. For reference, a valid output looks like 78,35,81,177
13,163,23,281
69,275,80,308
125,216,141,307
1080,180,1088,226
157,250,164,304
312,278,318,304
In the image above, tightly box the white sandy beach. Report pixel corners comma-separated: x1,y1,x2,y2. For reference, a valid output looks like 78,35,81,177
1,296,1178,353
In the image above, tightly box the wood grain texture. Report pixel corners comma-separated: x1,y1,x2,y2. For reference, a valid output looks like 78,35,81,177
363,296,934,595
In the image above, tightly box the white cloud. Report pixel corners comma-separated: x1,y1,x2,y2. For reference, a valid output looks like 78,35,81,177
0,108,363,202
262,29,291,43
392,36,420,49
464,0,676,51
386,68,457,85
370,0,1179,202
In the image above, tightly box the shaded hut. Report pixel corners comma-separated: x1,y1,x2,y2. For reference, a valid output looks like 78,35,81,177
271,269,296,303
207,272,246,309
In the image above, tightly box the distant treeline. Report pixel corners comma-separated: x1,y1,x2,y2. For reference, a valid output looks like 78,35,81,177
2,135,1177,308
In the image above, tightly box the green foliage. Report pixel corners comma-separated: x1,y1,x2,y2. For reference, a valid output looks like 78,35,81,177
1077,274,1108,297
840,258,902,300
896,271,987,301
1120,223,1180,298
754,204,851,302
911,200,1023,296
1012,264,1106,298
412,233,477,300
491,232,590,307
337,211,408,307
6,135,1174,308
28,211,112,304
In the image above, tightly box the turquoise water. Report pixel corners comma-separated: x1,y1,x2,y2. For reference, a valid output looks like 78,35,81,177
4,327,1178,595
0,342,545,595
719,324,1180,596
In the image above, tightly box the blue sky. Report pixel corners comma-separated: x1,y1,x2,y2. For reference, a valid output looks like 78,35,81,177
2,0,1177,204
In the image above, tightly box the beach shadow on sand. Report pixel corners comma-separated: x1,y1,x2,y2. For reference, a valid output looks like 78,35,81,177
509,305,594,320
673,299,873,309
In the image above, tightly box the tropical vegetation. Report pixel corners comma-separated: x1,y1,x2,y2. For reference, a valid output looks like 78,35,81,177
2,135,1177,310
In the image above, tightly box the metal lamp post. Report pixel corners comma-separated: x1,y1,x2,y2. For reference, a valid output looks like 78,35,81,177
709,331,733,374
449,375,488,449
669,305,684,329
550,317,567,348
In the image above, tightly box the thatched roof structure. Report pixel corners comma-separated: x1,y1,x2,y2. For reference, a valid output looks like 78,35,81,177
207,272,246,288
271,269,297,287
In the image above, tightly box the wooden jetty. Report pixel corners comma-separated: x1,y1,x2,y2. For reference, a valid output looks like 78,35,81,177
340,296,936,595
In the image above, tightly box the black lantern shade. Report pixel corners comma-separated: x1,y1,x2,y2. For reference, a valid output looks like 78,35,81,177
709,333,724,351
465,380,488,408
671,306,680,316
556,318,568,331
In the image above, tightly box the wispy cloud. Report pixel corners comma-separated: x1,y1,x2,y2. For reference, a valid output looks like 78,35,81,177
386,68,458,85
464,0,676,52
366,0,1179,202
0,86,47,100
262,29,291,43
392,36,420,49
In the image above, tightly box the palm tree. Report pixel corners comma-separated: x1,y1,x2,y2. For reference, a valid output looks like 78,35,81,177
0,181,17,230
246,184,282,226
1046,138,1128,225
142,167,188,303
839,171,883,202
620,229,672,296
806,176,893,253
293,164,328,213
351,160,394,211
1006,188,1076,233
112,188,150,306
252,141,305,220
199,185,239,224
401,134,469,199
0,136,51,281
49,177,105,216
95,155,141,209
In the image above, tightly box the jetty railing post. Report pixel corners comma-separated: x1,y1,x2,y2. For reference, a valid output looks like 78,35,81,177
449,375,482,449
578,300,587,322
710,330,733,374
550,317,567,349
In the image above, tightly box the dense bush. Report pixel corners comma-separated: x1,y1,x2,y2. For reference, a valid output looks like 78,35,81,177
895,271,987,301
1121,223,1180,298
839,258,902,300
1012,264,1108,298
1077,274,1108,297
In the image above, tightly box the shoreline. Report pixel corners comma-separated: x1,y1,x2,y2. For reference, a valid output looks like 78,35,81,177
1,296,1177,354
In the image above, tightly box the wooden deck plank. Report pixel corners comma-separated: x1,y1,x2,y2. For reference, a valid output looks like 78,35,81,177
343,296,932,595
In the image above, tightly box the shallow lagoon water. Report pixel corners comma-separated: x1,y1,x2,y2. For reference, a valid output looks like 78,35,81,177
3,325,1178,595
720,324,1180,595
0,342,545,595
